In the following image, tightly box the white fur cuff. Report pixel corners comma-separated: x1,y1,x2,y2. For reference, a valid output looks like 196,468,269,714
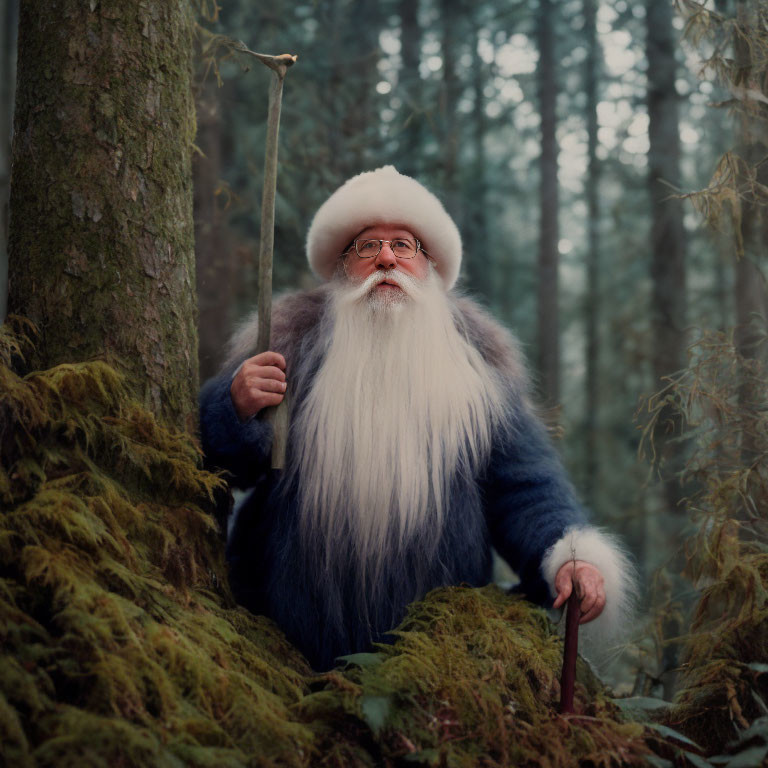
541,526,637,650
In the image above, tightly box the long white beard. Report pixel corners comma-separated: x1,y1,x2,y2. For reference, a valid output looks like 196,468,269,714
291,268,506,587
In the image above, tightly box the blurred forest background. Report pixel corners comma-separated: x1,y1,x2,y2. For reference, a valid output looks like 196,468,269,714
2,0,767,698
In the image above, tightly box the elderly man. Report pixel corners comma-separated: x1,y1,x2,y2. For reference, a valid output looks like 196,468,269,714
199,166,633,671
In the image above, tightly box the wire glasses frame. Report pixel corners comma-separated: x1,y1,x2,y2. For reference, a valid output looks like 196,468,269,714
346,238,429,260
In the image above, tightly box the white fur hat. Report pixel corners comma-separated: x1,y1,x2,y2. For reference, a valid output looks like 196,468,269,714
306,166,462,289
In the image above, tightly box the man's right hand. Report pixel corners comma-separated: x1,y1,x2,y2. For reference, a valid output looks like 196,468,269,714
230,351,287,421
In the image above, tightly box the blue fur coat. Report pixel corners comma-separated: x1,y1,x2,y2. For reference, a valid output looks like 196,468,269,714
199,287,628,671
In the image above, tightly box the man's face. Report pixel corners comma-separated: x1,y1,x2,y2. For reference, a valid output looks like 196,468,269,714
343,225,431,300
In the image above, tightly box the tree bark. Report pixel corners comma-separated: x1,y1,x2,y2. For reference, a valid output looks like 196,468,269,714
323,0,343,173
733,0,768,458
647,0,687,387
0,0,18,323
465,10,493,305
537,0,560,407
321,0,383,178
347,0,382,172
646,0,688,504
194,74,233,383
7,0,197,431
583,0,601,507
646,0,688,700
439,0,461,222
398,0,423,178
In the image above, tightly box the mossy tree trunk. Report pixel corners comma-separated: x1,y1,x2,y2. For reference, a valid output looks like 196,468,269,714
7,0,197,431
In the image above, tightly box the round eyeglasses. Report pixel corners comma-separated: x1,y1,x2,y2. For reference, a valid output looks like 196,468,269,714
347,238,428,260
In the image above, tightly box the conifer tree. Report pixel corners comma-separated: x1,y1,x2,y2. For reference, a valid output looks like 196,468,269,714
732,0,768,448
646,0,688,524
398,0,424,178
7,0,198,430
537,0,560,407
583,0,601,507
0,0,18,322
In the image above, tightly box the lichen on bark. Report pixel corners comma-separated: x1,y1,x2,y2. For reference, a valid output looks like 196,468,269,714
7,0,198,431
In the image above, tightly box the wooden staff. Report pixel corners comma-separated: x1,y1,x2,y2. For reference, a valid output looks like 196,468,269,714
235,45,296,469
559,589,581,714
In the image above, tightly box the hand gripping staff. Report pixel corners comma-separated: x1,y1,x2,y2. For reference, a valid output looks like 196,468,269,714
235,45,297,469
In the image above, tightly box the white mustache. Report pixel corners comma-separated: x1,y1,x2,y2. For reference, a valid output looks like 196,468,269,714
342,269,422,305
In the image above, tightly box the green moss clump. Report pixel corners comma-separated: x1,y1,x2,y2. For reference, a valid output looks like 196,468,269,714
0,318,672,766
301,586,652,767
0,318,312,767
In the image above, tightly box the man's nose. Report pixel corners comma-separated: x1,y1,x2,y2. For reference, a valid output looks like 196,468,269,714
375,242,397,269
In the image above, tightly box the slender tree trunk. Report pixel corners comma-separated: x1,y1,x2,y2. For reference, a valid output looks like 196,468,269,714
646,0,688,699
734,247,767,364
194,74,234,382
7,0,197,431
646,0,688,492
323,0,343,175
398,0,423,178
323,0,382,178
0,0,18,322
733,0,768,457
349,0,383,171
466,11,492,304
647,0,687,388
713,0,735,341
707,38,733,335
536,0,560,407
439,0,461,222
583,0,601,507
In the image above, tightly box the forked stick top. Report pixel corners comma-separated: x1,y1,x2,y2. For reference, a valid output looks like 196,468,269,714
234,44,298,78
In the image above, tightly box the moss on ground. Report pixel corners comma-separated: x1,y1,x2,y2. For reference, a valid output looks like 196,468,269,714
1,318,680,766
301,587,655,767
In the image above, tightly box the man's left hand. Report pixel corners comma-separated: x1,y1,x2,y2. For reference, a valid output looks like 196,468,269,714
552,560,605,624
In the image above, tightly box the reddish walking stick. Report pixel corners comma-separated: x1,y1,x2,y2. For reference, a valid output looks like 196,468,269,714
559,589,581,714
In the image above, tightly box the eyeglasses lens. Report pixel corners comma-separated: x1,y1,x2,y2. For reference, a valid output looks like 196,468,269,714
355,239,418,259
